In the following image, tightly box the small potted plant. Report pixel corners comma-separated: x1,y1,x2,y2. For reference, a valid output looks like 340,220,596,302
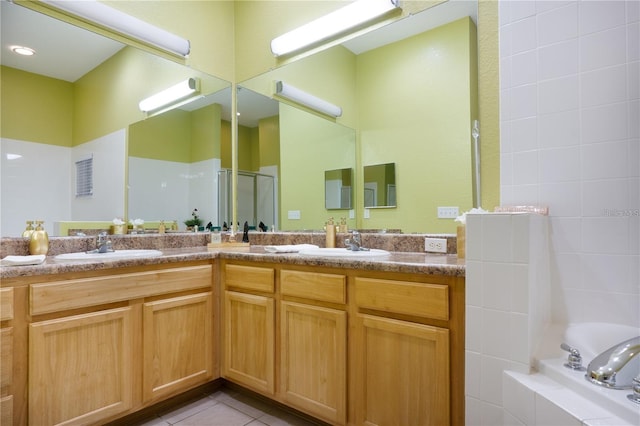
184,208,202,232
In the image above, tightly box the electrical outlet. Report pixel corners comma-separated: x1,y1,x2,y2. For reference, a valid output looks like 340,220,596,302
437,206,459,219
425,237,447,253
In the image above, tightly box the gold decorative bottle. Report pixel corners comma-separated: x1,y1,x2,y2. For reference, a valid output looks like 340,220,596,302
29,220,49,255
22,220,35,238
325,217,336,248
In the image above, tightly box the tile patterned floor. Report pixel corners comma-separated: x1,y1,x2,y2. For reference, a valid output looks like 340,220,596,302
136,388,322,426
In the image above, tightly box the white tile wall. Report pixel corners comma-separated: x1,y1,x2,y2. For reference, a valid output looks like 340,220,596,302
469,1,640,424
465,213,550,425
499,0,640,328
128,157,222,229
0,138,71,236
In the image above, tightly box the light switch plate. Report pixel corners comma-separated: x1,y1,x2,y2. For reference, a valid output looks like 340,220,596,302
287,210,301,220
437,206,459,219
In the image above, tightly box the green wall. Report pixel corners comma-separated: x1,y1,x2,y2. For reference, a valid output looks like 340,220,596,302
75,46,229,146
356,17,477,233
258,115,280,168
128,103,222,163
280,103,356,230
0,66,73,146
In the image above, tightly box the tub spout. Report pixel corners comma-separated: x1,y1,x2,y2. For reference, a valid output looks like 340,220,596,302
586,336,640,389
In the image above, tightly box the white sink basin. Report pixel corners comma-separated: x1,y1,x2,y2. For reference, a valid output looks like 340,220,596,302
298,247,390,258
54,249,163,261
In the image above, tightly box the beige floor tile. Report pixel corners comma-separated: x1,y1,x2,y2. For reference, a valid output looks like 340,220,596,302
136,415,171,426
256,411,319,426
159,396,218,424
172,402,254,426
217,391,277,418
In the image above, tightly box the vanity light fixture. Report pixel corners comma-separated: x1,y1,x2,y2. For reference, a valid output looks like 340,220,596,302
40,0,190,57
11,46,36,56
139,78,200,113
270,0,400,57
274,81,342,118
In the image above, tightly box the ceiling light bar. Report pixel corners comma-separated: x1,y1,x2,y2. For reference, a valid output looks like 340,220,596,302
40,0,190,57
270,0,400,57
274,81,342,118
139,78,200,113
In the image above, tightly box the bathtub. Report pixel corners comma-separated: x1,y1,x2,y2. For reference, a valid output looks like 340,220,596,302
503,323,640,425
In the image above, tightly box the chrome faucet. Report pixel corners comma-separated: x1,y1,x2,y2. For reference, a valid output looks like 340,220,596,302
96,232,113,253
586,336,640,389
344,231,369,251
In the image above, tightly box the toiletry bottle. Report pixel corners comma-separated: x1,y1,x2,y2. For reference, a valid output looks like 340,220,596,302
339,217,348,233
171,220,178,231
158,220,166,234
22,221,35,238
29,220,49,255
325,217,336,248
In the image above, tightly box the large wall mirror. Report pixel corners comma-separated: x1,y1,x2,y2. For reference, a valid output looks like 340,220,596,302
0,1,231,236
238,0,478,233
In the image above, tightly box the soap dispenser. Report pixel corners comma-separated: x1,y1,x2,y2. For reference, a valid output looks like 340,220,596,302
29,220,49,255
22,221,35,238
325,217,336,248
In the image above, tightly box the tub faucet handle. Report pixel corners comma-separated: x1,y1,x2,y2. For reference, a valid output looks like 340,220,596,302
560,343,585,371
628,375,640,405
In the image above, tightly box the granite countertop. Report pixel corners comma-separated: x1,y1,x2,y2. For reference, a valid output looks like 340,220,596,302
0,245,465,280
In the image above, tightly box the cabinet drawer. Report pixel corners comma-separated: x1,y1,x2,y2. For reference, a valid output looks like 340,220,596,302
281,270,346,304
355,277,449,321
30,265,212,315
225,264,274,293
1,328,12,394
0,288,13,321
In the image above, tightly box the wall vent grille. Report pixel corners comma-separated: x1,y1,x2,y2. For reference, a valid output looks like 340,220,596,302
75,156,93,197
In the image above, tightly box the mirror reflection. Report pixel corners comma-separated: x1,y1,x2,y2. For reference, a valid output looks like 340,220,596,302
237,1,477,233
364,163,396,208
0,1,231,236
325,168,353,210
235,87,357,231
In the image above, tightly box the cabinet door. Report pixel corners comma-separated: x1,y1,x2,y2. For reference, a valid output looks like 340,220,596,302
354,314,450,426
143,292,213,403
280,301,347,425
223,291,275,395
29,307,134,426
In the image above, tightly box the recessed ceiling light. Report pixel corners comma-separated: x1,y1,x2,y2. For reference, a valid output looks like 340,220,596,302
11,46,36,56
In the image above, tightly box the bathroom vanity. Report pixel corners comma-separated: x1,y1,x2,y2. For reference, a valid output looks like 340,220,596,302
0,244,465,426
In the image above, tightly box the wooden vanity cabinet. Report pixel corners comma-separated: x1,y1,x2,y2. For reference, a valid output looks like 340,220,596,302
29,306,135,425
1,288,14,426
222,263,276,395
220,261,465,426
22,262,214,426
142,291,213,403
280,270,347,425
351,274,464,426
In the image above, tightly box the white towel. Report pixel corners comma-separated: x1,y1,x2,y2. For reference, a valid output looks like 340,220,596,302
1,254,46,266
264,244,319,253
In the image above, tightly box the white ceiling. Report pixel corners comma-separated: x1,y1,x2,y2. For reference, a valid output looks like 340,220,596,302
0,0,125,82
0,0,477,127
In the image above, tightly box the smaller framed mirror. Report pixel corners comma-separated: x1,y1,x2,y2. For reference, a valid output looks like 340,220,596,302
364,163,396,208
325,168,353,210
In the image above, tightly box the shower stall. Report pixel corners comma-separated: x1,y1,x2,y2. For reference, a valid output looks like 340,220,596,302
217,169,277,231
